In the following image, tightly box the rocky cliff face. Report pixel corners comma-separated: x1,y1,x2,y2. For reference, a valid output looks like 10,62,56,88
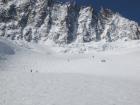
0,0,140,44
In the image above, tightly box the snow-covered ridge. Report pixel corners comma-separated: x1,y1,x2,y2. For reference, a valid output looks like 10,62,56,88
0,0,140,45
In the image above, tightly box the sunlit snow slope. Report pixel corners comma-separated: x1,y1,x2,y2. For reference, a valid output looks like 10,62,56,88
0,38,140,105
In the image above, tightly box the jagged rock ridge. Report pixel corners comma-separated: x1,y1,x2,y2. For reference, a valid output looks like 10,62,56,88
0,0,140,44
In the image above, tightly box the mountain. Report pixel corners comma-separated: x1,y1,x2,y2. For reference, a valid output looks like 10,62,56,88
0,0,140,45
1,1,140,105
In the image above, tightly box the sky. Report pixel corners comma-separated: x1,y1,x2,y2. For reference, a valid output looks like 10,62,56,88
87,0,140,24
60,0,140,24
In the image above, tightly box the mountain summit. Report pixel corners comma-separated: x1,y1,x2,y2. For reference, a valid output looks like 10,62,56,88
0,0,140,44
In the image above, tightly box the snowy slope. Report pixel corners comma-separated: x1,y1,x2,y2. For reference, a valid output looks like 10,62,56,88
0,38,140,105
0,38,16,68
1,38,140,78
1,72,140,105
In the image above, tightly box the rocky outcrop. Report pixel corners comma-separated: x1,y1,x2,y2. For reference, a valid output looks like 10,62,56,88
0,0,140,44
76,6,96,43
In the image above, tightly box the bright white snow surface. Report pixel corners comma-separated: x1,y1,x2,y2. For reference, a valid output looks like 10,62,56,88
0,38,140,105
